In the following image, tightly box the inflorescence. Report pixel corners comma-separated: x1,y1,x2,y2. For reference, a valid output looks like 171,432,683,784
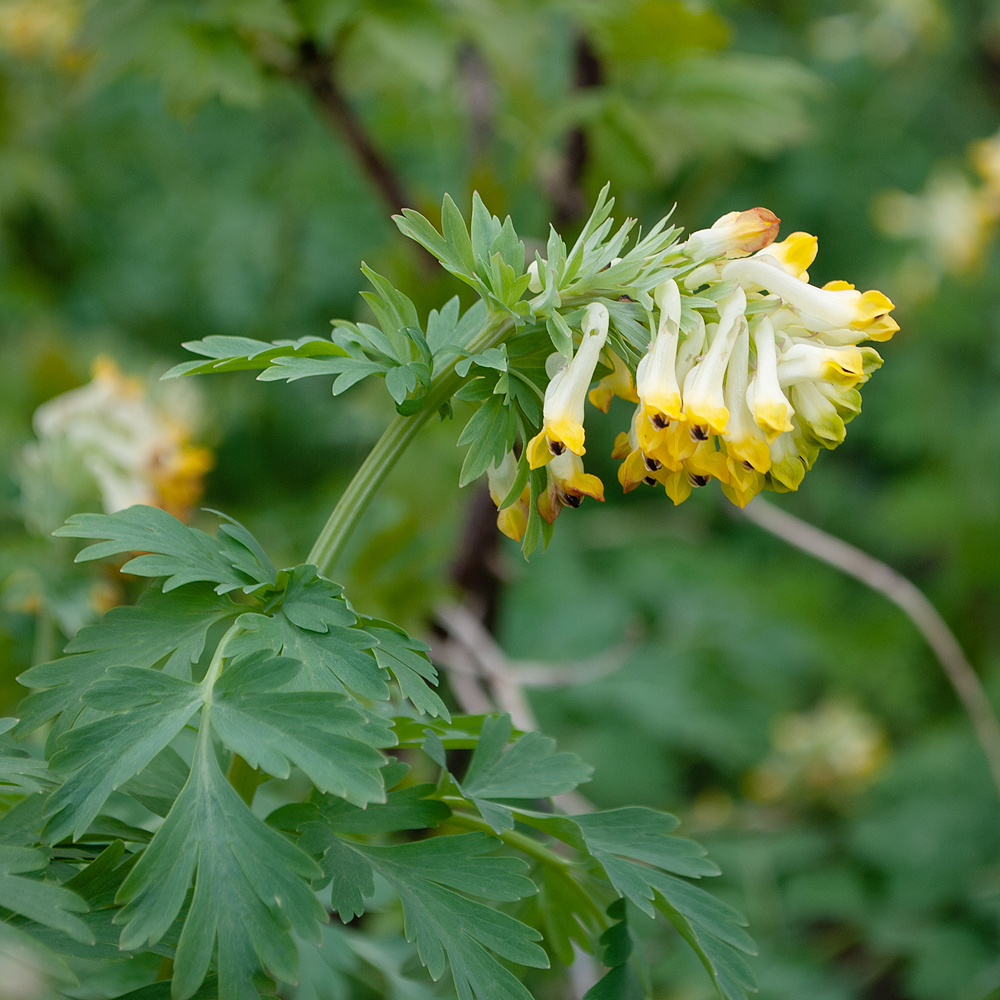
488,208,897,539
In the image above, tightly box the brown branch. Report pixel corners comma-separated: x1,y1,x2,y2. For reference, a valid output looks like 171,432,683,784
551,35,603,228
290,39,412,217
739,498,1000,801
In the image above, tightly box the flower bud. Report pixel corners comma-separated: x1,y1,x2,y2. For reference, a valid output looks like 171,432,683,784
684,208,780,261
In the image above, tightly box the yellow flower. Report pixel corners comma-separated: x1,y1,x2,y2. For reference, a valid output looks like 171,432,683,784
589,350,639,413
754,231,818,281
487,452,530,541
682,288,746,436
639,416,696,471
723,257,895,333
527,302,609,468
684,208,781,261
537,451,604,523
747,316,794,443
776,342,880,389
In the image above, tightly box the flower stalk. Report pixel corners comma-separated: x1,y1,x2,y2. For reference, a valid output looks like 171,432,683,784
307,312,511,577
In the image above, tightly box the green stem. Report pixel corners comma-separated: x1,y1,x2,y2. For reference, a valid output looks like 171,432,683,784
308,311,511,577
443,809,608,927
444,808,573,867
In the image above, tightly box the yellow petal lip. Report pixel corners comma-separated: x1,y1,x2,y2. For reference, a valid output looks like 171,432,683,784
850,289,895,328
663,470,693,506
726,435,771,473
753,399,795,442
863,314,899,342
526,431,554,469
757,231,818,280
683,402,729,437
526,419,586,469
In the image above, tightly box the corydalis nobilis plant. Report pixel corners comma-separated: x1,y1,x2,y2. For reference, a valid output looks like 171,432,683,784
3,190,893,1000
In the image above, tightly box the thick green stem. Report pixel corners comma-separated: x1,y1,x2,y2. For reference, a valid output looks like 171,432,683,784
308,311,511,576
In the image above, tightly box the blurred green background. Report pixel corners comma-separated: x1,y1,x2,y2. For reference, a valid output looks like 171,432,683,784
2,1,1000,997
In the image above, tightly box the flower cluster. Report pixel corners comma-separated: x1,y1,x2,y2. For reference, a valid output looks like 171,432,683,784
490,208,897,540
22,357,213,524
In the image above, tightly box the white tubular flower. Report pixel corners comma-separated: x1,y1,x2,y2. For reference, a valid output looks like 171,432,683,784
747,316,794,442
675,311,707,387
682,287,746,435
636,278,683,422
776,342,881,388
723,323,771,475
527,260,543,293
527,302,609,468
754,231,818,281
722,257,895,334
684,208,781,261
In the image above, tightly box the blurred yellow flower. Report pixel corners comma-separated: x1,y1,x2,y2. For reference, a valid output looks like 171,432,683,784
745,700,888,804
0,0,78,58
25,356,212,522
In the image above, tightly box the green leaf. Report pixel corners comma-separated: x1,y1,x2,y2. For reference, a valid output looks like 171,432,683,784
266,565,353,631
256,356,388,394
120,746,189,817
302,827,546,1000
584,900,645,998
115,729,326,1000
0,719,52,796
385,363,419,404
365,623,450,720
54,506,273,594
457,395,516,487
0,846,93,944
269,772,451,838
230,610,387,700
458,714,592,832
162,335,349,379
455,347,508,377
17,585,237,733
514,807,756,1000
545,311,575,358
209,651,391,805
45,667,205,842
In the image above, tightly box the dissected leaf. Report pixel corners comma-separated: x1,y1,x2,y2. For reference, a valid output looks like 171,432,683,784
210,651,391,805
115,729,326,1000
0,846,92,944
17,585,238,733
300,825,547,1000
54,506,272,594
45,667,205,842
458,714,592,832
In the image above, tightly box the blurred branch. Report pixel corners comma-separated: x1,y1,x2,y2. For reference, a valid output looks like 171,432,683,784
432,600,604,817
550,35,603,227
740,498,1000,801
288,39,412,216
